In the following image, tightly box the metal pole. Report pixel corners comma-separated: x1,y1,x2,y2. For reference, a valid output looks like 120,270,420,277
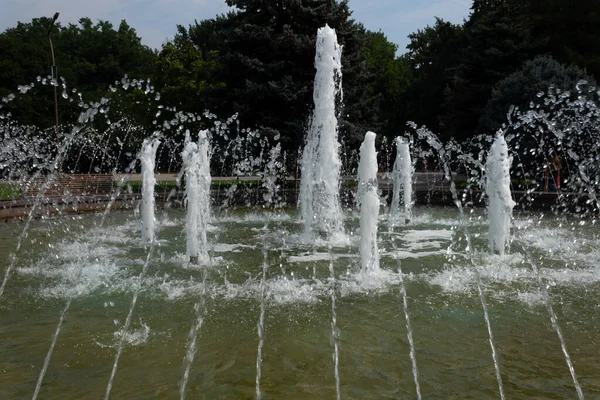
47,12,60,146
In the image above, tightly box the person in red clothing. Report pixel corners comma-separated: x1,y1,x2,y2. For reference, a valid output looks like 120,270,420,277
544,151,561,192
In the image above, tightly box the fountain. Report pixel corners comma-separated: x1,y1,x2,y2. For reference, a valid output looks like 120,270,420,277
2,27,600,400
299,24,344,240
356,131,380,272
485,133,515,255
140,137,161,244
389,136,414,226
181,130,212,265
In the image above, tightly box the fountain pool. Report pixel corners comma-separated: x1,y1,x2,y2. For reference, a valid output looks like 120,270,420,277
3,21,600,400
1,207,599,399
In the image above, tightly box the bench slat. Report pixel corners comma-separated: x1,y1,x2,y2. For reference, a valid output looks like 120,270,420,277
23,174,114,198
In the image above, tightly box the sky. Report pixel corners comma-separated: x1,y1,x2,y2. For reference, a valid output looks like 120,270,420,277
1,0,472,54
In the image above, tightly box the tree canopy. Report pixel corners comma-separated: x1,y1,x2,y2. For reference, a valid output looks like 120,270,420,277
1,0,599,163
0,17,155,130
480,55,596,134
166,0,379,156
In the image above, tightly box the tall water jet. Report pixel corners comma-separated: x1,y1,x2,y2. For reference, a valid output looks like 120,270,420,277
140,137,161,243
485,133,515,255
182,130,212,264
389,136,413,226
299,25,344,239
357,131,380,272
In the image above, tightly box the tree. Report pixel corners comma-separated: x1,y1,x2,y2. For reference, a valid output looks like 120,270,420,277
404,18,464,134
153,25,224,113
359,30,414,145
480,55,595,134
0,17,60,127
441,0,539,141
527,0,600,80
0,17,155,128
176,0,376,158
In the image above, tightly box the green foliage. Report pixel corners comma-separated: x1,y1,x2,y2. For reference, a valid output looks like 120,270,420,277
480,55,595,134
153,25,224,112
0,183,20,200
361,31,413,140
0,17,155,129
419,0,600,143
2,0,600,163
405,18,464,134
528,0,600,81
441,0,539,142
173,0,377,156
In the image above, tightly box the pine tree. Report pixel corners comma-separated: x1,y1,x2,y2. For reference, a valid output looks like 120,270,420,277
441,0,538,141
480,55,595,134
180,0,375,157
527,0,600,80
405,18,464,135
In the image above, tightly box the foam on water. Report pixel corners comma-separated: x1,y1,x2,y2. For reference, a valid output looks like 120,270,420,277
515,290,546,306
141,268,408,305
286,230,352,247
17,237,128,298
94,319,151,348
33,262,124,298
387,249,448,260
520,227,596,253
426,251,600,297
157,215,184,228
157,280,206,301
401,229,454,243
287,252,355,263
338,268,403,296
404,212,483,227
256,276,321,304
212,243,257,253
17,241,600,308
14,208,600,312
216,212,296,224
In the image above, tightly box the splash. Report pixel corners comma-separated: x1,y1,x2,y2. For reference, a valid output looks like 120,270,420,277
357,131,380,272
389,136,414,226
140,137,161,243
299,24,344,239
485,133,515,255
182,130,212,264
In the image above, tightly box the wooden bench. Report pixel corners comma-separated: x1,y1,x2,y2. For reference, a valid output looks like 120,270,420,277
22,174,114,199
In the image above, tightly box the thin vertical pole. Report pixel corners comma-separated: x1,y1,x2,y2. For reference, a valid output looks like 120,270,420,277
47,12,60,146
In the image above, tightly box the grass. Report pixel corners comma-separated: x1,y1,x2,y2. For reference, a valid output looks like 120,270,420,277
0,183,21,200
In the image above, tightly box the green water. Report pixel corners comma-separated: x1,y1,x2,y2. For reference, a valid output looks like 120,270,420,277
0,208,599,399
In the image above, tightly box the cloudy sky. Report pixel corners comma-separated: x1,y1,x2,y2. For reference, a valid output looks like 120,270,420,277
1,0,471,54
